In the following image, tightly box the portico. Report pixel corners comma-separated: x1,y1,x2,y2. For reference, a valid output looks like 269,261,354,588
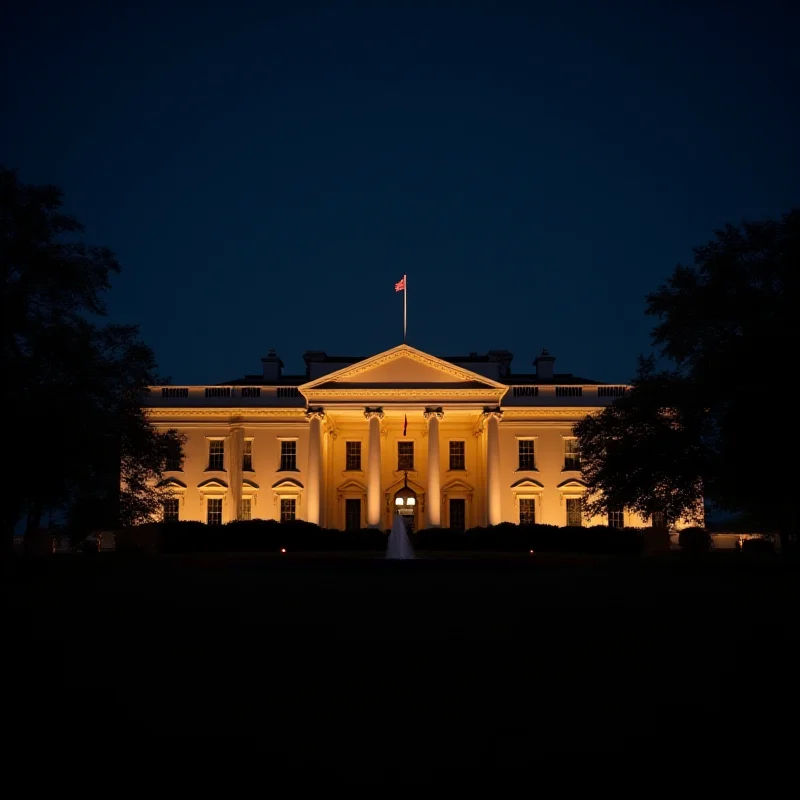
299,346,509,530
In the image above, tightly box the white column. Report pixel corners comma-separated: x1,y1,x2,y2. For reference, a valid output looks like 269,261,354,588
485,409,502,526
424,408,443,527
306,408,324,525
230,427,244,521
365,408,384,527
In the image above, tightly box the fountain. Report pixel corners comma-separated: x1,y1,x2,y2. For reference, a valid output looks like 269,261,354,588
386,514,415,560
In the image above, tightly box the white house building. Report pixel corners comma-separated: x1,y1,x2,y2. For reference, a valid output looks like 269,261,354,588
145,343,644,531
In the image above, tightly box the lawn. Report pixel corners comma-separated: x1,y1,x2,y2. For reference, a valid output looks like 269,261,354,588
5,552,798,775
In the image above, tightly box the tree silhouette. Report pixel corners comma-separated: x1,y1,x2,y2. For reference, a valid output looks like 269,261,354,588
1,167,183,552
576,209,799,545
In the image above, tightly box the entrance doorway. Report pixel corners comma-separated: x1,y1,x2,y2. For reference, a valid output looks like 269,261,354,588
345,498,361,531
394,479,417,533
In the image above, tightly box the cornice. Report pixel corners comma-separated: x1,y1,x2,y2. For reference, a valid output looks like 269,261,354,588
304,388,507,400
500,407,604,418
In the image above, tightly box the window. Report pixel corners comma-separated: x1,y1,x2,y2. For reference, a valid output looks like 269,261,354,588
346,441,362,471
449,441,465,471
208,440,225,471
205,387,231,398
519,498,536,526
512,386,539,397
161,387,188,399
564,438,580,470
280,498,296,522
163,498,179,523
345,498,361,531
243,439,253,471
241,387,261,398
518,439,536,471
556,386,583,397
652,510,666,529
450,499,466,531
277,387,300,398
608,509,624,529
566,497,583,527
280,441,297,471
207,497,223,525
240,498,252,521
398,441,414,471
165,440,182,472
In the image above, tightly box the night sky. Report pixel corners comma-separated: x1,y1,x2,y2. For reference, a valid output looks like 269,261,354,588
3,1,797,384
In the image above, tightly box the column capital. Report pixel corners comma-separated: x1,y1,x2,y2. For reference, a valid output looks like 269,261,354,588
423,407,444,421
306,406,325,421
482,406,503,420
364,407,385,420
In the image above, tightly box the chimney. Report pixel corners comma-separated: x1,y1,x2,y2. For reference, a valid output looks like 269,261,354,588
534,348,555,381
487,349,513,379
261,348,283,382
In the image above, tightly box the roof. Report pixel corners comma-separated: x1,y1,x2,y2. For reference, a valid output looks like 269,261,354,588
501,373,604,386
217,374,306,386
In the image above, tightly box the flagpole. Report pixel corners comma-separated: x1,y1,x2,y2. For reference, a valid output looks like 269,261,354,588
403,274,407,343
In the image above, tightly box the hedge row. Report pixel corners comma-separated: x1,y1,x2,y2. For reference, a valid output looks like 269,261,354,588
116,519,646,555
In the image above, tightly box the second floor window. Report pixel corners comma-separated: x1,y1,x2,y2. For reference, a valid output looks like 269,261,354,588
518,439,536,471
652,510,666,529
280,441,297,471
346,441,362,471
240,498,252,521
564,438,580,470
208,440,224,471
398,441,414,471
449,441,465,471
165,440,182,472
243,439,253,471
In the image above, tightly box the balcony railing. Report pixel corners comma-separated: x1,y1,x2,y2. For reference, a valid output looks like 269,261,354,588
504,385,631,405
146,386,305,406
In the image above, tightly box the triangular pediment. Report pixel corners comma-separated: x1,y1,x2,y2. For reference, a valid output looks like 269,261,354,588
300,344,506,391
442,479,474,493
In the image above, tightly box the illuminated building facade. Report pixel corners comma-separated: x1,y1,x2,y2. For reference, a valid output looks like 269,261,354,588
145,344,650,531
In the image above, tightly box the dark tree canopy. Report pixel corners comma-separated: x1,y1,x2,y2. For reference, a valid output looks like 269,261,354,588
576,209,799,535
1,167,183,545
575,358,707,527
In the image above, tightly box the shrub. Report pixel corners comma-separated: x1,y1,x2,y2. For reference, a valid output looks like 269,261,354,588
414,523,642,554
115,519,647,555
741,537,775,554
117,519,388,554
678,526,711,552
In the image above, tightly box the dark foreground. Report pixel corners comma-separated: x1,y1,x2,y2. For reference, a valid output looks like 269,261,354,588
6,552,799,774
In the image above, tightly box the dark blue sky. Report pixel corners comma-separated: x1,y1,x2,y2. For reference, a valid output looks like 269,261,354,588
3,1,797,383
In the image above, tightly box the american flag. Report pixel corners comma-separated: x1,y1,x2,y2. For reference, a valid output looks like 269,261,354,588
395,276,406,292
